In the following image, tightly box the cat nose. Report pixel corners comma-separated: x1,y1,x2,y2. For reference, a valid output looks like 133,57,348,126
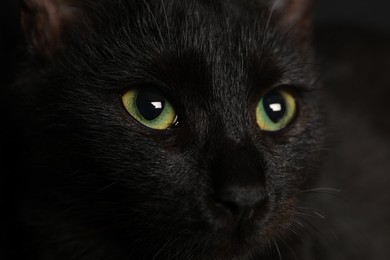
214,185,268,224
208,138,269,227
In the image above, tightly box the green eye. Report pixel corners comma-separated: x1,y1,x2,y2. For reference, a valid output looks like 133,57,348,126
122,88,178,130
256,89,296,131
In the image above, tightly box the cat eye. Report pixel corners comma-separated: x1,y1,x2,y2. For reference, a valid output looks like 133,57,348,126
122,88,178,130
256,89,296,131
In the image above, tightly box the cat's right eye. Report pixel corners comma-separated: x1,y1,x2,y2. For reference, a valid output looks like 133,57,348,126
122,88,178,130
256,88,297,131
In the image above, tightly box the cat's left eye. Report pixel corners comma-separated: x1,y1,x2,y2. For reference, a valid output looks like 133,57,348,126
256,88,297,132
122,88,178,130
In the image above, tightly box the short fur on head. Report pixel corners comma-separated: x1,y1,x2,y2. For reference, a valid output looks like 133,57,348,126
8,0,325,259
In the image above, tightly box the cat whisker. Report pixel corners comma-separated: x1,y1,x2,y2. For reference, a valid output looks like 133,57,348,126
294,201,343,246
294,215,329,241
141,0,165,45
96,180,120,193
272,238,283,260
160,0,171,45
312,210,326,220
153,232,187,260
152,242,169,260
294,210,318,219
293,219,305,229
277,233,298,260
297,193,350,209
285,225,302,240
265,239,274,258
296,187,348,203
261,1,278,50
296,206,326,217
299,187,342,194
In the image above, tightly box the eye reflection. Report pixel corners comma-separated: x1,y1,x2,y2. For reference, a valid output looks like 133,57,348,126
136,90,166,121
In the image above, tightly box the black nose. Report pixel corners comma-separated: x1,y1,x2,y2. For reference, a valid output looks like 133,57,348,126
208,138,268,227
214,185,268,224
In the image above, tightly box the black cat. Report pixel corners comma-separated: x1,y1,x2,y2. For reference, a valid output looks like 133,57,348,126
5,0,384,259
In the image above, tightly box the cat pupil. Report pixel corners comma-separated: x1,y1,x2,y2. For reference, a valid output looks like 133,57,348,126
136,90,166,120
263,91,286,123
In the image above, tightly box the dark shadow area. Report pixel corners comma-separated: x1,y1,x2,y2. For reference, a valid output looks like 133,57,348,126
1,2,23,260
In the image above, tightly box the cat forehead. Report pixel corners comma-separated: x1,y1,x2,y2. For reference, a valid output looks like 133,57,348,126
106,0,298,73
47,0,306,102
121,2,300,89
23,0,311,58
28,0,309,98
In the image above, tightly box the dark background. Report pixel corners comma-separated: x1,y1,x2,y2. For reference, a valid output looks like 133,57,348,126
315,0,390,29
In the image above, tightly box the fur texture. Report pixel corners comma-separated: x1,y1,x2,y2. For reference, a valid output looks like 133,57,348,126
5,0,331,259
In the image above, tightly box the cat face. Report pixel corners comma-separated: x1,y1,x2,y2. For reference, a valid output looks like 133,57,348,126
18,0,325,259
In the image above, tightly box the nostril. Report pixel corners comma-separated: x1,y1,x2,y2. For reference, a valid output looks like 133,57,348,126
213,186,268,224
220,200,242,219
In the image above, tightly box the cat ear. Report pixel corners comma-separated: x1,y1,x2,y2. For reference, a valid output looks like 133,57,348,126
270,0,313,45
21,0,81,57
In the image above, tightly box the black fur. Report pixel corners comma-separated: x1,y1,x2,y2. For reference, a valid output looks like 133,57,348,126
5,0,329,259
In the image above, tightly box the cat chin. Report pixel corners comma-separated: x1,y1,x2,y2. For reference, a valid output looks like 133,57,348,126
119,204,293,260
161,234,273,260
151,205,295,259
